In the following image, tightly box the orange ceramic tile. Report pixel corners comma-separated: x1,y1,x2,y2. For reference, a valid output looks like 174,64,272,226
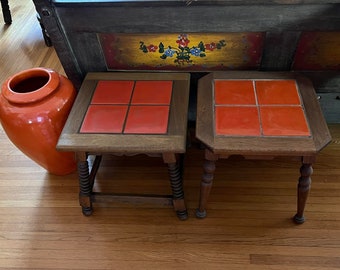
124,106,169,134
260,106,310,136
214,80,256,105
131,81,173,105
80,105,128,133
215,106,261,136
91,80,134,104
256,80,301,105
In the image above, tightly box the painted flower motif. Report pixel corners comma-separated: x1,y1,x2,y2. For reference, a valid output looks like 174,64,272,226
147,44,158,52
205,42,217,51
190,47,201,56
139,35,226,65
176,34,190,48
164,48,175,57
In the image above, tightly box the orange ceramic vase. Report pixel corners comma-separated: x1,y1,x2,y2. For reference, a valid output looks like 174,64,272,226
0,67,77,175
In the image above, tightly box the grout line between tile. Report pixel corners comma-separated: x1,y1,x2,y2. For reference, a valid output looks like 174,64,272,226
165,83,174,134
122,80,136,134
253,80,264,137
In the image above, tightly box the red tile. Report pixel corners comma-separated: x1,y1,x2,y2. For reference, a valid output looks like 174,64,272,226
215,106,261,136
124,106,169,134
91,80,134,104
131,81,173,105
214,80,256,105
260,106,310,136
256,80,301,105
80,105,128,133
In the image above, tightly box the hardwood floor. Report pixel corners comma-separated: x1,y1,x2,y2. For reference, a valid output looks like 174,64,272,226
0,1,64,84
1,1,340,269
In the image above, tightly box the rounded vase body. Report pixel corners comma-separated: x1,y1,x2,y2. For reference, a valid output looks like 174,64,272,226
0,67,77,175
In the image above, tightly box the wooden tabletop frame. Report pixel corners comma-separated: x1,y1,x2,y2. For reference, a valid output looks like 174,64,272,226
57,72,190,154
196,71,332,156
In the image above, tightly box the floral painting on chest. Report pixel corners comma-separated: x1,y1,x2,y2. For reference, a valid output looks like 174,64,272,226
98,32,264,71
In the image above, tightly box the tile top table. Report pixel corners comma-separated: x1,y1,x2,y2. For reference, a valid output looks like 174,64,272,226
80,79,173,135
57,72,190,220
196,71,332,223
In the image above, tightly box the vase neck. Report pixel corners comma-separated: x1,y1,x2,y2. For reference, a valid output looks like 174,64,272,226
2,68,60,104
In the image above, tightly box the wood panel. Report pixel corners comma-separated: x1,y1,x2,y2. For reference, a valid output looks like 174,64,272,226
293,32,340,70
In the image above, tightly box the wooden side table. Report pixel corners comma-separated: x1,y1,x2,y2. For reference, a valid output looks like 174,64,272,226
57,72,190,220
195,71,332,223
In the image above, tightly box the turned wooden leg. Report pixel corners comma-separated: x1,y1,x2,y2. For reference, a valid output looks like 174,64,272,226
1,0,12,24
294,157,314,224
77,153,93,216
196,149,218,219
163,153,187,220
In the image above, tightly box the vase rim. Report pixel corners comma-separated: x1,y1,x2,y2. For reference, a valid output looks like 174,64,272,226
2,68,59,104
